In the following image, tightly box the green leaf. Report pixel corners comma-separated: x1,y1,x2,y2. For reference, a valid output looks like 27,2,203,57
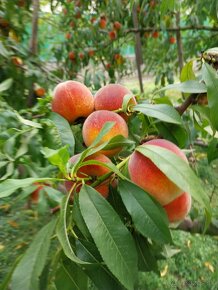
56,194,89,265
133,104,182,125
0,256,22,290
0,79,13,93
69,122,116,177
11,218,57,290
55,258,88,290
72,195,92,240
79,159,126,180
0,41,11,58
202,63,218,130
15,129,38,159
156,123,188,148
102,135,135,150
76,240,123,290
15,112,42,129
136,144,211,213
43,186,64,204
118,180,172,244
41,146,69,175
0,177,57,198
122,93,135,113
160,0,175,13
90,121,115,148
79,185,138,290
180,60,196,82
207,139,218,163
157,80,207,94
134,234,158,272
50,112,75,155
0,162,14,180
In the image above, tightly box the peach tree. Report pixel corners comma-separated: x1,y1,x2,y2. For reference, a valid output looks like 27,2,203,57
0,49,218,289
51,0,218,87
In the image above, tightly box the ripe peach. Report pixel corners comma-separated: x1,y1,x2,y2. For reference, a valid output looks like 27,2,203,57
68,51,76,60
52,81,94,123
113,21,122,31
79,52,84,60
88,49,95,57
11,56,23,66
128,139,188,205
163,192,192,223
99,18,107,29
169,36,176,44
65,153,113,198
94,84,137,119
106,63,111,70
35,87,45,97
152,31,159,38
65,32,71,40
82,110,128,156
108,30,117,40
114,53,124,65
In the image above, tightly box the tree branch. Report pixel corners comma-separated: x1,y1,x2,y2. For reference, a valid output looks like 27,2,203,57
176,217,218,236
175,93,198,115
126,26,218,33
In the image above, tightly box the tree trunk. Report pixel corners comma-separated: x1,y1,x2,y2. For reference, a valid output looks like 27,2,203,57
175,217,218,236
132,5,144,93
175,11,184,74
27,0,40,107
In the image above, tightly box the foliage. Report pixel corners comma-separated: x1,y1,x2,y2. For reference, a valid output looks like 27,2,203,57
1,0,218,109
0,1,218,289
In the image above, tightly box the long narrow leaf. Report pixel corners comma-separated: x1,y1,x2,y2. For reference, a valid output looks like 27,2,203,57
118,180,172,244
79,185,138,290
11,218,57,290
133,104,182,125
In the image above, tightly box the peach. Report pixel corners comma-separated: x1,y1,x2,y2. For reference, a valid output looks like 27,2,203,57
35,87,45,97
82,110,128,156
108,30,117,40
51,81,94,123
65,153,113,198
113,21,122,31
128,139,188,205
68,51,76,60
163,192,192,223
99,17,107,29
94,84,137,119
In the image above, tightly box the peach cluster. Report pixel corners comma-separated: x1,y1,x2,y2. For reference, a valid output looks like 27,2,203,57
51,81,191,224
51,81,135,196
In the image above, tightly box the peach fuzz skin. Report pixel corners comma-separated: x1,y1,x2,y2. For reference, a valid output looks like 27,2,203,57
163,192,192,223
128,139,188,206
82,110,129,157
94,84,137,120
51,80,94,123
65,153,113,198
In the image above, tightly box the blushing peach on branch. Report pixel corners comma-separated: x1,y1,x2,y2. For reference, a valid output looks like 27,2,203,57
128,139,188,205
51,81,94,123
82,110,128,156
94,84,137,120
65,153,113,198
163,191,192,223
